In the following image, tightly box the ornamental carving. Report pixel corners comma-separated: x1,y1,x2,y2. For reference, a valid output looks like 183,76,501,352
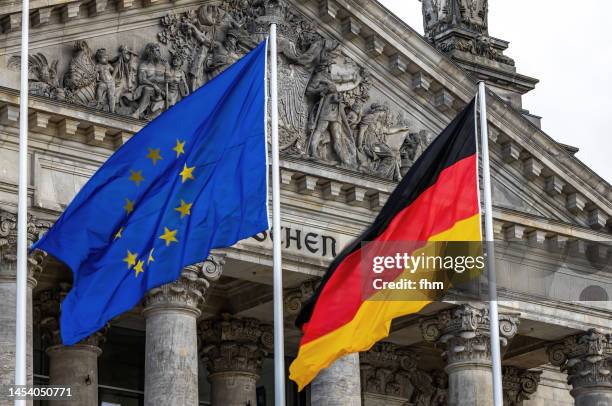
421,0,515,66
8,0,432,181
34,283,107,348
420,304,520,364
198,314,272,376
143,257,224,314
502,366,542,406
0,210,50,278
547,329,612,389
283,279,317,316
359,342,448,405
422,0,489,37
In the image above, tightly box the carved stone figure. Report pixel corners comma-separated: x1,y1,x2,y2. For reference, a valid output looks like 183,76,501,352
93,48,117,113
111,45,139,104
206,27,242,79
277,37,333,154
124,43,168,119
356,103,411,180
165,52,189,108
8,53,64,100
7,0,431,181
306,64,358,169
63,40,97,106
181,20,213,91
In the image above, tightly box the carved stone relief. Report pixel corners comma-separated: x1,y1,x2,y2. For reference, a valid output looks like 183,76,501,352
8,0,432,181
359,342,448,405
421,0,515,66
422,0,489,37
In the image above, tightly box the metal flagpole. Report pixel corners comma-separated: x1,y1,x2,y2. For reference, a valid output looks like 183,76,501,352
478,81,503,406
15,0,30,403
269,23,286,406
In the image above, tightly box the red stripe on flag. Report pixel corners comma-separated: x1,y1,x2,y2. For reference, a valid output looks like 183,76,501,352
300,154,479,345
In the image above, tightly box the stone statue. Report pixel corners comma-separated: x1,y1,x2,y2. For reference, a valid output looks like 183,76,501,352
63,40,96,106
111,45,139,103
276,37,336,154
306,61,358,169
7,0,430,182
165,52,189,108
93,48,117,113
206,26,242,79
356,103,411,180
7,53,64,100
181,20,213,91
124,43,168,119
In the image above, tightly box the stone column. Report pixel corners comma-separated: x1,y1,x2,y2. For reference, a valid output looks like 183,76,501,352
360,342,418,406
420,304,520,406
199,315,273,406
547,329,612,406
310,354,362,406
35,285,106,406
143,256,223,406
502,366,542,406
0,211,48,406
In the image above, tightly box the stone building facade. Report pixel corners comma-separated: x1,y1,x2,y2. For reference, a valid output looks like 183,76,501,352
0,0,610,405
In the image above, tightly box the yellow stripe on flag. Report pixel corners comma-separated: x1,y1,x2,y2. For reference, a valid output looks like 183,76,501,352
289,213,481,390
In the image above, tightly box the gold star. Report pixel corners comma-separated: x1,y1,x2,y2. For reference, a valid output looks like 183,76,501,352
114,227,123,240
147,147,163,165
159,227,178,246
124,198,135,214
129,170,145,187
173,139,186,158
134,260,145,277
123,250,138,269
175,199,193,219
147,248,155,265
179,164,195,183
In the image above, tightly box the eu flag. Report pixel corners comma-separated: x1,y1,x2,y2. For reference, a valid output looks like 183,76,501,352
32,41,269,345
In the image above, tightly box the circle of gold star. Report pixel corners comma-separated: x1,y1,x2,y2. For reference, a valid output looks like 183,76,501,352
129,170,145,187
159,227,178,246
175,199,193,219
173,139,186,158
147,147,163,165
179,164,195,183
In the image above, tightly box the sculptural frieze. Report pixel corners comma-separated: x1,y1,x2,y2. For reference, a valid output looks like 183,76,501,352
8,0,432,181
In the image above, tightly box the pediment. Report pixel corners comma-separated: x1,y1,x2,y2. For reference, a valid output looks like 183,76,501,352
0,0,610,235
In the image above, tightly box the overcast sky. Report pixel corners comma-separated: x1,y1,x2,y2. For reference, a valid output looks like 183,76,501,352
379,0,612,184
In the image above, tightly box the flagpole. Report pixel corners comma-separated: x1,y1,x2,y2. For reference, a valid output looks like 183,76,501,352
15,0,30,403
269,23,286,406
478,81,503,406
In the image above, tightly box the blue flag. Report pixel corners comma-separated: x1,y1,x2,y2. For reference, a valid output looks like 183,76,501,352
33,41,269,345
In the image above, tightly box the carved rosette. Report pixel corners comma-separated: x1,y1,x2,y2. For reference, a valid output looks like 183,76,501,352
547,329,612,391
360,342,418,399
420,304,520,365
198,314,273,377
0,210,50,285
143,256,224,317
34,284,107,351
502,366,542,406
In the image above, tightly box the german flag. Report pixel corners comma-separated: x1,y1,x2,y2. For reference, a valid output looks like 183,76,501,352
289,99,481,390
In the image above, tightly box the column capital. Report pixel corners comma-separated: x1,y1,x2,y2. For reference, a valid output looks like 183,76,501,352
198,314,272,377
502,366,542,406
547,329,612,391
420,304,520,365
283,279,318,316
34,284,107,350
0,209,51,285
359,342,418,399
143,255,224,317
